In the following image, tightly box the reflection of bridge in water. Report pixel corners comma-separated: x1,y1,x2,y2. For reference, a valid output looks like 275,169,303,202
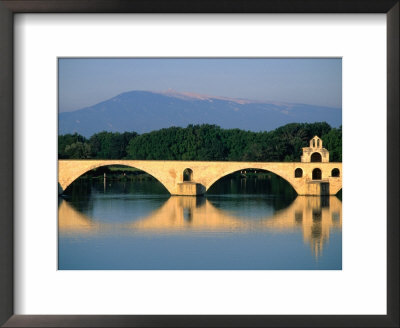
59,196,341,257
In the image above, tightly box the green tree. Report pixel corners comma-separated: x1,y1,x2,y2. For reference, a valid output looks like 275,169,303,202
58,133,87,159
89,131,137,159
64,141,91,159
60,122,342,162
323,126,342,161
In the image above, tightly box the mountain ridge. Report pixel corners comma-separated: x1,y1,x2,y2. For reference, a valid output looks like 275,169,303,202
59,90,341,137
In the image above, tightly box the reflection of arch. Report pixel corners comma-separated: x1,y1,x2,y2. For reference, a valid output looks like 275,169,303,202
206,168,294,193
60,162,169,193
295,168,303,178
311,152,322,162
183,168,193,181
312,168,322,180
331,168,340,177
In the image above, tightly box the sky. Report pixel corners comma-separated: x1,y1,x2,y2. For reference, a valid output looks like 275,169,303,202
58,58,342,112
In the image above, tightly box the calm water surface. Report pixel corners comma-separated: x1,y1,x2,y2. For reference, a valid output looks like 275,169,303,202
58,176,342,270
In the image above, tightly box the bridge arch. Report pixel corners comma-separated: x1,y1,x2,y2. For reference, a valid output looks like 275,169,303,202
58,161,172,194
205,166,297,194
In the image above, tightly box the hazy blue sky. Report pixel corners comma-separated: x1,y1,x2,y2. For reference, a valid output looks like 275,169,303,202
58,58,341,112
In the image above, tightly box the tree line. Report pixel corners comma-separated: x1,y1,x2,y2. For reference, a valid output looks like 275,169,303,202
58,122,342,162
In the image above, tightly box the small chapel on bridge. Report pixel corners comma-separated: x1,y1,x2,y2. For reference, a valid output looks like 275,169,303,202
301,136,330,163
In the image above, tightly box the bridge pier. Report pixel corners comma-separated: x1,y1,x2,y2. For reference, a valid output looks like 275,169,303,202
299,181,331,196
294,179,341,196
173,182,206,196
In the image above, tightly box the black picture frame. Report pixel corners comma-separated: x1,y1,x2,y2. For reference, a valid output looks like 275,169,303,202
0,1,398,327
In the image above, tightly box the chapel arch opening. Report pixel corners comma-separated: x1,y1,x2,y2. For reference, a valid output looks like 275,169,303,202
311,152,322,162
331,168,340,177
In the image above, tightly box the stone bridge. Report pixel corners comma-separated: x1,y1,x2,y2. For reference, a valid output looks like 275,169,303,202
58,159,342,196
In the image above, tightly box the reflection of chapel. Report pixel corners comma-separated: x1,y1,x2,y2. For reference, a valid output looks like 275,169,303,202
301,136,329,163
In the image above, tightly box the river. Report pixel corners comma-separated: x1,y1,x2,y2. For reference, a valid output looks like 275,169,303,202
58,174,342,270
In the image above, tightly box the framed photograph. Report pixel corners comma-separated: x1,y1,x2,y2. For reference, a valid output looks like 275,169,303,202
0,1,398,327
57,57,343,272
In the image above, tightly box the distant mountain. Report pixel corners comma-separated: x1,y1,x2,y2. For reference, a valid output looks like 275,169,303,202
58,90,342,137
